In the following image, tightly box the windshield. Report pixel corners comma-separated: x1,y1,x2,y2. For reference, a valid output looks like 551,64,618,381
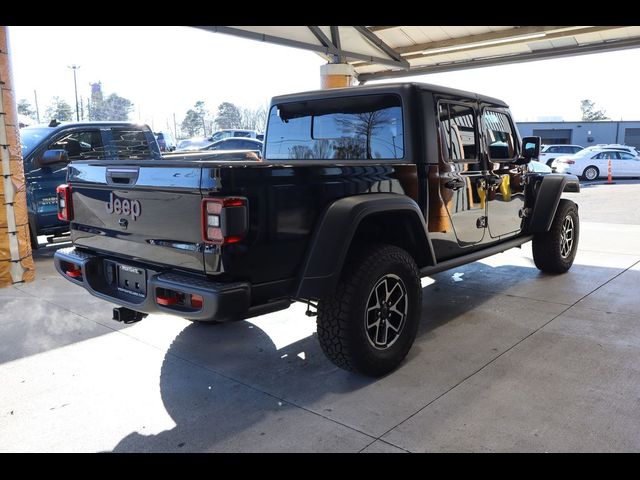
20,127,52,156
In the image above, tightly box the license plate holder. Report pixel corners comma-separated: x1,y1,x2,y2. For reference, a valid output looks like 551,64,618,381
116,263,147,297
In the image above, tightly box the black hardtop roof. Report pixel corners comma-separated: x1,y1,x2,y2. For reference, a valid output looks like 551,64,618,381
271,82,508,108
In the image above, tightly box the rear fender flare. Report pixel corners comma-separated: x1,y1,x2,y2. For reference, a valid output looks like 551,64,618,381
295,193,435,299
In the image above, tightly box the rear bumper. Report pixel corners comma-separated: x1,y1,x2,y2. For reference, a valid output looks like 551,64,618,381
53,247,250,321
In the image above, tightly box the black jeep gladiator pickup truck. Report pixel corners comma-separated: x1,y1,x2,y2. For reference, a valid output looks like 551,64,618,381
54,83,580,376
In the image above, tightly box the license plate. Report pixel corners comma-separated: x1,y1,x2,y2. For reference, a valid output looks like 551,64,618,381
116,263,146,297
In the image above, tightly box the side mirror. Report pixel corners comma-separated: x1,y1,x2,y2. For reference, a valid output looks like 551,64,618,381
521,136,541,161
39,149,70,167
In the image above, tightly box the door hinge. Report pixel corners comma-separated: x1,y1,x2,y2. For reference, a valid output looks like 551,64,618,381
476,216,488,228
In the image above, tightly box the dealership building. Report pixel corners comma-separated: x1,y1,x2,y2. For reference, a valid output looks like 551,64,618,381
517,121,640,149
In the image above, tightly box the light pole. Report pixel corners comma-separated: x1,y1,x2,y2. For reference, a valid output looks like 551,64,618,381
68,65,81,121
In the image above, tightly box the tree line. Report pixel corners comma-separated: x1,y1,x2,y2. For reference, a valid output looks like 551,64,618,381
180,100,268,138
18,90,268,140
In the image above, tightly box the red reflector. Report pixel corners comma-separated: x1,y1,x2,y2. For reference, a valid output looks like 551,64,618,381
190,294,203,309
224,235,243,244
156,295,179,306
223,198,245,207
66,269,82,278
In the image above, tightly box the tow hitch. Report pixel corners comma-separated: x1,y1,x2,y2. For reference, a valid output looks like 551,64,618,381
113,307,147,324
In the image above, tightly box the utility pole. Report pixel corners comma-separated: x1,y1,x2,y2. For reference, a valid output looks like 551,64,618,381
173,113,177,139
68,64,81,121
33,89,40,123
80,97,84,121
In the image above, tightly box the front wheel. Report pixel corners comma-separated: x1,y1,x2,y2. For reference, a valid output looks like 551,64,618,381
532,199,579,273
316,244,422,377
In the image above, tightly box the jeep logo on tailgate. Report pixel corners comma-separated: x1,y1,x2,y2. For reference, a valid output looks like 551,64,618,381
106,192,141,221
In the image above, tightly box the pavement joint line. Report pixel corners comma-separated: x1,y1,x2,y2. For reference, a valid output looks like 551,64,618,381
375,257,640,445
576,248,640,257
358,437,411,453
444,282,573,307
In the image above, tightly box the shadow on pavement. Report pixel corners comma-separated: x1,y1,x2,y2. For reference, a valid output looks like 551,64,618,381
110,261,577,452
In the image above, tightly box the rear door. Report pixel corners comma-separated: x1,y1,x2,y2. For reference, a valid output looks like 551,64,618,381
69,161,205,272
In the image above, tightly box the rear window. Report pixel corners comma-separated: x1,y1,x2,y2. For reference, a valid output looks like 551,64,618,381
265,94,404,160
111,129,151,159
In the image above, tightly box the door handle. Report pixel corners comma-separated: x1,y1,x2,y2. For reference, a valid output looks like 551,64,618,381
445,179,465,190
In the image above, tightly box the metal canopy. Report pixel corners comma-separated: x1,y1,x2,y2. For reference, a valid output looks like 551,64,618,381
195,26,640,82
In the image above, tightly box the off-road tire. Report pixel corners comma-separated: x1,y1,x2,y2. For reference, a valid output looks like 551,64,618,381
532,199,579,273
316,244,422,377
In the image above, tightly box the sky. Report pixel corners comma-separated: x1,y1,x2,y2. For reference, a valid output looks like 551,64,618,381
7,26,640,133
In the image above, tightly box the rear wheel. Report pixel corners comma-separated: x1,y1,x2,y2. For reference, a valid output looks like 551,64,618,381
316,244,422,377
532,199,579,273
582,166,599,181
546,158,555,167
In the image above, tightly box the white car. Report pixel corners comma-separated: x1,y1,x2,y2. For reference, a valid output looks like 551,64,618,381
539,144,584,167
579,144,639,156
552,148,640,180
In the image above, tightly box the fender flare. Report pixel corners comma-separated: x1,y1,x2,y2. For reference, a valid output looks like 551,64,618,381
295,193,435,299
528,174,580,233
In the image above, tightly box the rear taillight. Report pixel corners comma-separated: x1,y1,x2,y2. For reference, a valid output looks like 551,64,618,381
558,159,575,164
56,184,73,221
201,197,248,245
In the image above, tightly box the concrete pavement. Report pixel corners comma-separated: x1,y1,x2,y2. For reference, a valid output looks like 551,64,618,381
1,181,639,452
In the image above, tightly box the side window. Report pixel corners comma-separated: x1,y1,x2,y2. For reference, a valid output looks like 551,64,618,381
620,152,635,160
111,129,151,159
572,146,582,153
438,102,477,162
49,130,105,161
595,152,619,159
548,146,560,153
241,140,258,149
483,110,517,161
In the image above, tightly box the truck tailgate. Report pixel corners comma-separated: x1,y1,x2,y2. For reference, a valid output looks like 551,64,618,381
68,162,205,272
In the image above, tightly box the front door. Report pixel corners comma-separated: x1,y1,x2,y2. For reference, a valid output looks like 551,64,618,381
28,129,105,231
437,101,485,246
481,108,525,239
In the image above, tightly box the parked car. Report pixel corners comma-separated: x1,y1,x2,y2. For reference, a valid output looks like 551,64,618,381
580,144,639,156
552,148,640,180
19,121,161,248
208,129,261,143
175,137,212,152
155,131,176,152
202,137,263,154
538,144,583,167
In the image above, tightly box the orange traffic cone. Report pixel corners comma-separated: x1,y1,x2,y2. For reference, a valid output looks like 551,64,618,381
607,158,615,185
